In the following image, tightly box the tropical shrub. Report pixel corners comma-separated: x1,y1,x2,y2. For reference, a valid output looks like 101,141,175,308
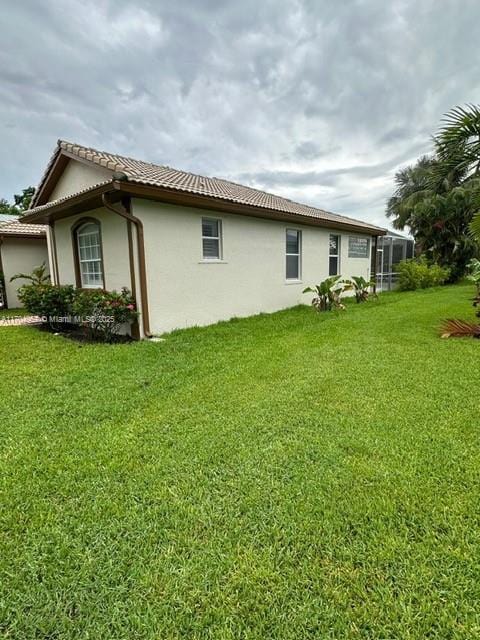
72,287,137,342
345,276,376,303
18,283,75,320
303,276,349,312
386,105,480,281
466,258,480,294
16,269,137,341
397,259,450,291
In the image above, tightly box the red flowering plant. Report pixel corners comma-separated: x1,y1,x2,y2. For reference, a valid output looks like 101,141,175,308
72,287,138,342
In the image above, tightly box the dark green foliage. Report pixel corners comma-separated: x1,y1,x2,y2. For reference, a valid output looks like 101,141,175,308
0,186,35,216
0,198,19,216
386,155,437,229
386,105,480,280
397,259,450,291
17,283,75,319
16,282,137,341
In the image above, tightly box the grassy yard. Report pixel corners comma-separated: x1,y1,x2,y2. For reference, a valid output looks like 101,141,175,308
0,284,479,639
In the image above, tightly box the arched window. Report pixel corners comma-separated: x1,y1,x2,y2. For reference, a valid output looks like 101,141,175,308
74,220,104,288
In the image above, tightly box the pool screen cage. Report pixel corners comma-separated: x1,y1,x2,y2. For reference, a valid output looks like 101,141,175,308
376,230,415,291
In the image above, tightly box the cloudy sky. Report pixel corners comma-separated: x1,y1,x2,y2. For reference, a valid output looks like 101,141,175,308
1,0,480,227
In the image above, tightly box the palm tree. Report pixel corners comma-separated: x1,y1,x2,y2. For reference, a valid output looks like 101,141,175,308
10,262,49,285
386,156,437,230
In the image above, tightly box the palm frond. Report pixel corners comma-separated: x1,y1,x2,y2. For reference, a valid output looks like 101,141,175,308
433,104,480,184
441,318,480,338
469,212,480,241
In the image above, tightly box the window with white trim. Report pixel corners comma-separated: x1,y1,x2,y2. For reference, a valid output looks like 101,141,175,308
286,229,301,280
76,221,104,288
329,234,340,275
202,218,222,260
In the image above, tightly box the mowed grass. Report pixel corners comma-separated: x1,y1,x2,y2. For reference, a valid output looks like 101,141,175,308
0,285,479,639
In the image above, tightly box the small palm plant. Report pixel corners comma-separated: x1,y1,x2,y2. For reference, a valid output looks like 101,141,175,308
10,262,49,285
303,276,349,312
345,276,376,303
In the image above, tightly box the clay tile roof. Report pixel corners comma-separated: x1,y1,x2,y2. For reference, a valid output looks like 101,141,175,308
0,213,18,223
0,219,46,237
27,140,386,234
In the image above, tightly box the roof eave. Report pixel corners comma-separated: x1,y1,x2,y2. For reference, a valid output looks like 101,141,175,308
117,181,387,236
21,183,117,224
22,179,387,236
0,232,46,239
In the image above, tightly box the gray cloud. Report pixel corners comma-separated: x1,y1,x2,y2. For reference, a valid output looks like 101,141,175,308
1,0,480,227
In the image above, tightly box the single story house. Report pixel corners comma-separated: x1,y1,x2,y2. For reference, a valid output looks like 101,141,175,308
22,140,386,337
0,219,49,308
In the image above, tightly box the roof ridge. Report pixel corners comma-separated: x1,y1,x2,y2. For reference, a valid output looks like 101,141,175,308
28,139,386,233
59,141,380,227
59,140,169,171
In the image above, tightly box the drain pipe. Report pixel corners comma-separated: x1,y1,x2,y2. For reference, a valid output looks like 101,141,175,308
102,190,151,337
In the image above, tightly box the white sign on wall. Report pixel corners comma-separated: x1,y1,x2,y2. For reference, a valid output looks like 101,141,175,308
348,237,370,258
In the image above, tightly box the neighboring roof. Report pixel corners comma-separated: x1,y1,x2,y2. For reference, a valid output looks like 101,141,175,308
384,229,414,240
26,140,386,235
0,213,19,223
0,219,46,238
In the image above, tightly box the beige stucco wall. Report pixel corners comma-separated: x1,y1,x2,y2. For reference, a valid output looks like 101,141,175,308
49,160,112,202
53,208,131,293
133,199,373,335
1,237,49,308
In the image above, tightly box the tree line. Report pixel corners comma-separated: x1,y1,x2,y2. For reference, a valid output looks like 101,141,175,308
0,187,35,217
387,104,480,280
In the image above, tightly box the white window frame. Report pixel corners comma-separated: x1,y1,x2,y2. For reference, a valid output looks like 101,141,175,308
329,234,341,276
286,228,302,281
76,222,104,289
201,217,223,261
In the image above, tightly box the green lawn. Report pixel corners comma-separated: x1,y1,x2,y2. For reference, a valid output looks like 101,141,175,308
1,285,479,639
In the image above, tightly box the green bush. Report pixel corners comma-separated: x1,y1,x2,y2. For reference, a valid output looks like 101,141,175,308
17,282,137,342
17,284,75,319
397,259,450,291
72,287,138,342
